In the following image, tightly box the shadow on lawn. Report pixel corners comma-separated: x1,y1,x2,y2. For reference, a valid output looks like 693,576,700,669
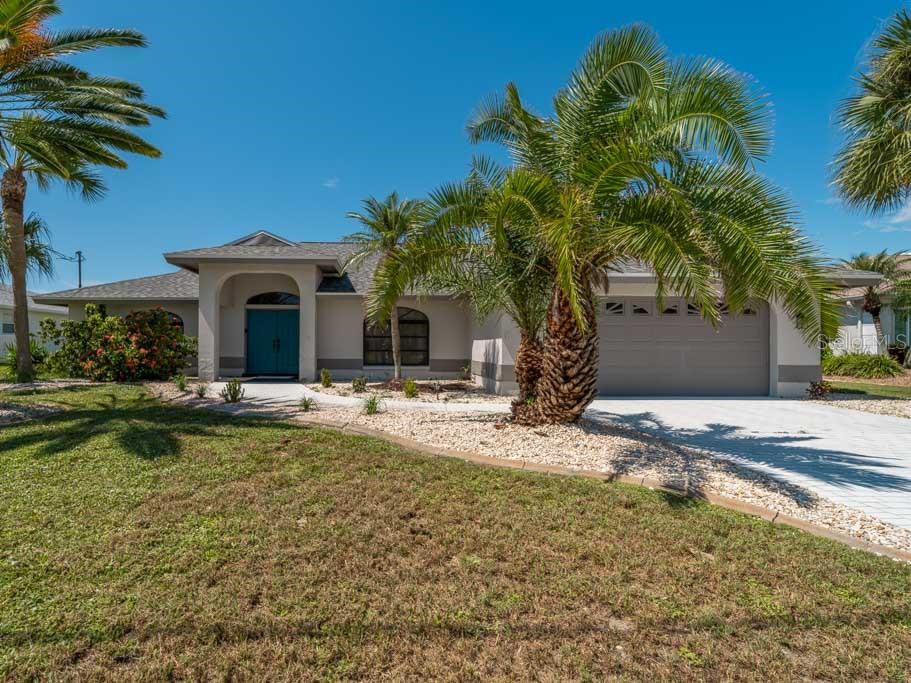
0,387,301,460
588,410,911,505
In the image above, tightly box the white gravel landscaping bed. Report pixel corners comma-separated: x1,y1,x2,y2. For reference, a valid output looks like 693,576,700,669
307,380,510,405
814,393,911,420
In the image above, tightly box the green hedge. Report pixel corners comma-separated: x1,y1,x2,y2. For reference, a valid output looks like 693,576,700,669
822,352,904,379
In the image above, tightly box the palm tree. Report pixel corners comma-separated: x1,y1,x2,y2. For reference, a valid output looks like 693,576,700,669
0,0,165,381
834,9,911,212
0,212,53,281
468,25,839,424
839,250,911,351
367,157,552,403
344,192,429,381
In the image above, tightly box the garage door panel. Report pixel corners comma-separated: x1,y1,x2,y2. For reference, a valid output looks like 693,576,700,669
600,347,682,369
685,346,763,368
597,297,769,396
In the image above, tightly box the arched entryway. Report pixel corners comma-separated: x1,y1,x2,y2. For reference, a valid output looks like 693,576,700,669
245,291,300,375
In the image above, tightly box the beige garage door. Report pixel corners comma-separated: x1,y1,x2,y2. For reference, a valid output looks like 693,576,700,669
598,297,769,396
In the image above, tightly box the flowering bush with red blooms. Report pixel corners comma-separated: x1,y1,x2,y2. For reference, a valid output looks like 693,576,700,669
40,304,197,381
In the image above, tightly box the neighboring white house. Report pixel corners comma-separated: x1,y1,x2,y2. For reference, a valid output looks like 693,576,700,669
0,283,68,353
835,254,909,356
33,230,881,398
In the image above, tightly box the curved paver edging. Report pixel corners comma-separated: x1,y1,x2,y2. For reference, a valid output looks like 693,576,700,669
292,413,911,564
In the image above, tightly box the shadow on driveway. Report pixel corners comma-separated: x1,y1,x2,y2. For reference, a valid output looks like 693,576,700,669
586,405,911,500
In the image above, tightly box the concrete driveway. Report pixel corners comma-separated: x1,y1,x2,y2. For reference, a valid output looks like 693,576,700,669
586,398,911,531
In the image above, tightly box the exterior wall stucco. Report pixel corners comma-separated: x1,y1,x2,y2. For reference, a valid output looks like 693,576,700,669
196,262,319,381
470,313,520,395
316,295,472,380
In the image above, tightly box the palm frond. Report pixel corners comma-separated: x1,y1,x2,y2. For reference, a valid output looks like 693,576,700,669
0,210,54,281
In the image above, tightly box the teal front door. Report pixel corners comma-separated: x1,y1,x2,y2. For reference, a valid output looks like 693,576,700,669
246,309,300,375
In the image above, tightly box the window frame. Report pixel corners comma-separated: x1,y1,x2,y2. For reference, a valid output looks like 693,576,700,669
246,291,300,306
363,307,429,367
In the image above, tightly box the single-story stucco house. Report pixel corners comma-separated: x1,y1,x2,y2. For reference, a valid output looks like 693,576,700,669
0,283,68,352
33,230,880,397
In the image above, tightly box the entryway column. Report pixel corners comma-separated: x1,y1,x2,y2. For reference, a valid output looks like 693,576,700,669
293,265,318,382
198,266,221,381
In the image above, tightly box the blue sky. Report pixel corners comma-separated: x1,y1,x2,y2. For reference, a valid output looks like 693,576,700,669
27,0,911,291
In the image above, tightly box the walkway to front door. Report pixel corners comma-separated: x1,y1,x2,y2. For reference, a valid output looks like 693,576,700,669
246,309,300,375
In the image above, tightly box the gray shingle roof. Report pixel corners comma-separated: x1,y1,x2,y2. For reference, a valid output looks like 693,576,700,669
33,245,382,302
0,283,68,313
33,271,200,304
164,241,359,271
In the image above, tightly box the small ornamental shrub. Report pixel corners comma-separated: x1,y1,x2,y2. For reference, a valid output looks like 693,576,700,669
39,304,196,382
3,337,48,370
173,373,188,392
806,380,833,400
299,396,316,412
822,352,904,379
320,368,332,388
403,377,418,398
351,376,368,393
194,383,209,398
220,378,245,403
363,394,381,415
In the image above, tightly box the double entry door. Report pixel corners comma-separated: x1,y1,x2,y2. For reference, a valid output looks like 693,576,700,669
246,309,300,375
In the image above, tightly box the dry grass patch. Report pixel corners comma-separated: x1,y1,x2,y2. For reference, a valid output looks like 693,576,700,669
0,385,909,680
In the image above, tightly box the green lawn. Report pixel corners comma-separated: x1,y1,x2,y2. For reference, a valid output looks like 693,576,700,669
829,380,911,400
0,385,909,680
0,366,68,383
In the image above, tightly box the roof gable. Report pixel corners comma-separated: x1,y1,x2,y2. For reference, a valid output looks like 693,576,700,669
226,230,295,247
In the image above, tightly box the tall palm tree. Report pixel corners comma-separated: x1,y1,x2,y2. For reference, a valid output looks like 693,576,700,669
834,9,911,212
344,192,429,381
0,0,165,381
367,157,552,403
0,212,53,281
839,250,911,351
468,25,839,424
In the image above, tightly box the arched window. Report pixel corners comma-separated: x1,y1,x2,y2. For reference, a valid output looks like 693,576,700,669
246,291,300,305
363,307,429,366
165,311,184,332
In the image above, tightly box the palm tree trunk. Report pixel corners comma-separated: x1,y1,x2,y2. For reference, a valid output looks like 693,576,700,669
514,330,543,401
390,306,402,381
872,314,887,355
1,168,32,383
517,284,599,425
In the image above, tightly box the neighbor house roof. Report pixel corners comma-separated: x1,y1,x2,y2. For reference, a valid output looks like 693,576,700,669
0,283,68,314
